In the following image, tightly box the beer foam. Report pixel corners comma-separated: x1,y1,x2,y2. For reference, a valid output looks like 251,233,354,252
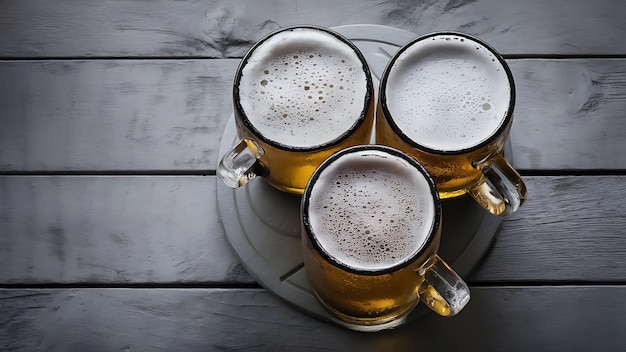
307,150,435,271
238,28,369,148
385,34,511,151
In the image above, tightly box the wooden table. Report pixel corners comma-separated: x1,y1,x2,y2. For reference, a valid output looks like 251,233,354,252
2,1,626,350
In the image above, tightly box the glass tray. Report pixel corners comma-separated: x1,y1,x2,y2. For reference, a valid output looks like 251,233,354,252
216,24,506,327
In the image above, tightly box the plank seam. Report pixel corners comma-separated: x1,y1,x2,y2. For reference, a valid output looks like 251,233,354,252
2,54,626,61
2,170,626,177
0,170,217,176
0,283,263,289
518,169,626,176
468,280,626,287
1,282,625,290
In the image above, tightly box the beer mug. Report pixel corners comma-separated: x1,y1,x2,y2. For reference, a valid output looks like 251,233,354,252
217,25,375,194
301,145,470,331
376,32,527,216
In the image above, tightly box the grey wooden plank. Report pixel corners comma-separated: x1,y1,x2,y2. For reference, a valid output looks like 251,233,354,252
1,59,626,171
0,59,237,172
1,0,625,58
1,286,625,351
0,176,253,285
509,59,626,170
1,175,625,284
470,175,626,282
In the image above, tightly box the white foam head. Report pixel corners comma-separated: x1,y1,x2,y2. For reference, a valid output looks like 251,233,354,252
238,27,369,148
306,148,436,271
384,33,512,151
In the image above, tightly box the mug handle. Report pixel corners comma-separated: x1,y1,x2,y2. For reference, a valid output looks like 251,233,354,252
469,154,527,216
217,138,267,188
417,254,470,317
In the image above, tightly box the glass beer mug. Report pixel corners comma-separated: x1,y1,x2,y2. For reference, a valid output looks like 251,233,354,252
376,32,527,216
217,25,375,194
301,145,470,331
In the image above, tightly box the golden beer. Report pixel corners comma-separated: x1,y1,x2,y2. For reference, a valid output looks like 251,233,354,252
218,26,374,194
376,108,508,198
377,32,526,215
301,146,469,331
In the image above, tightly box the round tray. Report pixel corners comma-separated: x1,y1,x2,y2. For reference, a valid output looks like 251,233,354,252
216,24,505,327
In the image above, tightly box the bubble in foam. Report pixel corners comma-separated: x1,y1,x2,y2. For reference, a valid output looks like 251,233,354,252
385,34,511,151
307,150,435,271
238,28,368,148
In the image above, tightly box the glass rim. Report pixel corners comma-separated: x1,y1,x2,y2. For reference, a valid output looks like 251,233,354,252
233,25,374,152
378,31,516,155
301,145,441,276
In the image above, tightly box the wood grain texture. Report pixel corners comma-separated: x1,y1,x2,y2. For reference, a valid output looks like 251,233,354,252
0,176,252,285
1,1,625,351
0,59,237,172
1,0,625,58
2,59,626,171
471,175,626,282
1,286,625,351
510,59,626,170
2,175,625,285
